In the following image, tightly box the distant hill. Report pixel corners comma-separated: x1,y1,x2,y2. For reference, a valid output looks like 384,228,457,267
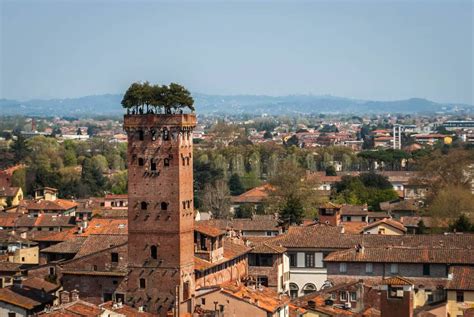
0,94,471,117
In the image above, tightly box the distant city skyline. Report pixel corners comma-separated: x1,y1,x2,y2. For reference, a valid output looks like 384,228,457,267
1,0,473,104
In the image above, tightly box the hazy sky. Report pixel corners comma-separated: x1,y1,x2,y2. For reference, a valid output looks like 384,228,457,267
1,0,473,104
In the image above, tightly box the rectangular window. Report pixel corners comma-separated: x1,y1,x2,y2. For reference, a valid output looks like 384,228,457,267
249,254,273,267
456,291,464,303
423,264,430,276
350,292,357,301
390,263,398,274
331,293,337,300
289,253,297,268
201,298,206,305
340,292,347,301
366,263,373,273
139,278,146,289
111,252,119,263
305,252,315,268
339,263,347,273
183,281,190,300
8,313,16,317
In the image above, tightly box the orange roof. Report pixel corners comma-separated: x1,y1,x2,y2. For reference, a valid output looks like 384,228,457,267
361,218,407,233
194,239,251,271
24,199,78,211
0,213,20,227
78,218,127,236
220,282,289,313
195,223,225,237
342,222,368,234
101,301,156,316
382,276,414,286
63,301,103,316
32,228,79,242
231,184,273,204
105,194,128,200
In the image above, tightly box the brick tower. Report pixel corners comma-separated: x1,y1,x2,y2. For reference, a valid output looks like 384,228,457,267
124,113,196,316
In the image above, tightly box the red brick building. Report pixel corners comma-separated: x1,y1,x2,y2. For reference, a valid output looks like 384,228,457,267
123,113,196,316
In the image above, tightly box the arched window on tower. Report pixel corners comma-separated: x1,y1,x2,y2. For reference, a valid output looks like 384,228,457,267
141,201,148,210
186,157,190,166
138,158,144,166
150,245,157,259
164,158,170,167
150,159,157,171
138,130,144,141
161,202,168,211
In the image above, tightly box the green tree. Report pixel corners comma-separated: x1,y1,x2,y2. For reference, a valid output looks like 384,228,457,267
228,173,245,196
263,131,273,139
11,168,26,194
449,214,474,232
279,194,305,225
325,165,337,176
268,160,320,225
416,219,427,234
201,180,231,219
11,134,28,163
235,204,254,218
109,171,128,194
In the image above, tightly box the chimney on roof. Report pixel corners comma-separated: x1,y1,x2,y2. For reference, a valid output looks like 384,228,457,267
71,289,79,302
60,291,70,304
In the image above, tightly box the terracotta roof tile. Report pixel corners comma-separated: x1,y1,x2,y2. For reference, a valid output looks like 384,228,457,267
340,204,368,216
0,186,20,197
324,247,474,264
194,223,225,238
22,277,60,293
361,218,407,233
100,301,156,316
31,228,79,242
23,199,78,211
74,235,127,258
198,216,280,232
0,285,55,310
341,222,368,234
250,240,286,254
220,282,289,313
41,237,87,254
381,276,414,286
78,218,127,236
194,239,251,271
447,266,474,291
231,184,273,204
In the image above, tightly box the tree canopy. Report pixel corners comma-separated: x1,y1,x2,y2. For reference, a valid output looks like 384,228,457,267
121,81,195,114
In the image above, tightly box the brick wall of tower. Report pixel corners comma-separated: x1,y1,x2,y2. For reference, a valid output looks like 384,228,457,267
124,114,196,316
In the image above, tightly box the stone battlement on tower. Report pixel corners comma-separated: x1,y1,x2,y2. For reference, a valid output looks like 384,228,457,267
123,113,197,130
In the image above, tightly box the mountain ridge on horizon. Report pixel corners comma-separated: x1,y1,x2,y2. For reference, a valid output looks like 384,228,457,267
0,93,472,117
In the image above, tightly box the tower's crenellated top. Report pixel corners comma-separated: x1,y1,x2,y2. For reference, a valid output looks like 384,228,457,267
123,113,197,130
